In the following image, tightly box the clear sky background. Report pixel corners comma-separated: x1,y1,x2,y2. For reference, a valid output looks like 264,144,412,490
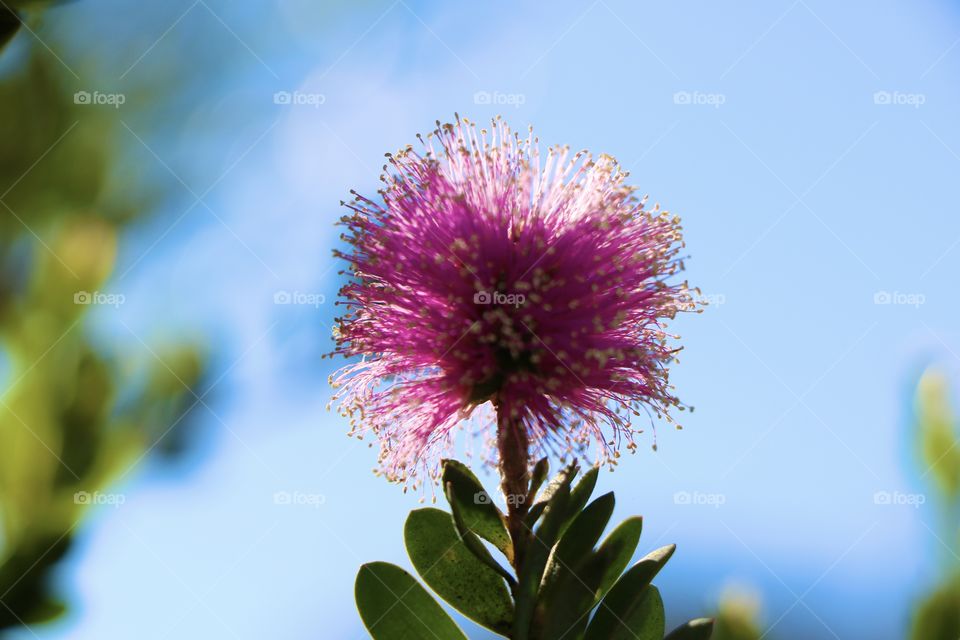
10,0,960,638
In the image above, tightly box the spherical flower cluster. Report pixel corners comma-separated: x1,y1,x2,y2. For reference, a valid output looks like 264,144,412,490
331,116,697,486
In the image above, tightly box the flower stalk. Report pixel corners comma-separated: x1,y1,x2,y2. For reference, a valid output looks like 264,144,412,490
495,400,530,572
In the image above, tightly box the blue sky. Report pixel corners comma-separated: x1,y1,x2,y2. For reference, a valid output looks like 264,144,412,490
12,0,960,637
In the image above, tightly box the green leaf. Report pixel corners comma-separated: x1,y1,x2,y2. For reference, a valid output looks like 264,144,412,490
539,464,597,543
514,475,572,640
535,505,645,640
355,562,467,640
664,618,715,640
527,458,550,502
583,585,665,640
524,501,548,530
593,516,644,600
536,462,579,507
583,546,676,640
541,492,616,593
404,508,514,635
442,459,512,560
625,544,676,589
447,502,517,588
535,545,611,640
566,466,600,521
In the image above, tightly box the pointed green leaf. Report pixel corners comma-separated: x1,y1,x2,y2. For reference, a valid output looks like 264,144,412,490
447,501,517,588
442,459,512,560
594,516,644,599
535,543,611,640
404,508,514,635
355,562,467,640
565,466,600,520
514,474,572,640
664,618,715,640
583,545,676,640
527,458,550,502
536,462,579,505
541,492,616,593
624,544,675,589
524,501,548,530
583,585,664,640
535,505,645,640
537,464,597,542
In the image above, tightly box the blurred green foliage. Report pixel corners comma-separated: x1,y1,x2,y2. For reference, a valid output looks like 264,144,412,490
709,587,762,640
0,17,203,632
910,368,960,640
915,369,960,501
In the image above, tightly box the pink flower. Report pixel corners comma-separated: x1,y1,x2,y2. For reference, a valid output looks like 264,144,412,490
331,116,696,486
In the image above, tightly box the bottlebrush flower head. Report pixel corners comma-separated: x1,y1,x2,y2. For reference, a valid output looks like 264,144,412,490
330,115,698,487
